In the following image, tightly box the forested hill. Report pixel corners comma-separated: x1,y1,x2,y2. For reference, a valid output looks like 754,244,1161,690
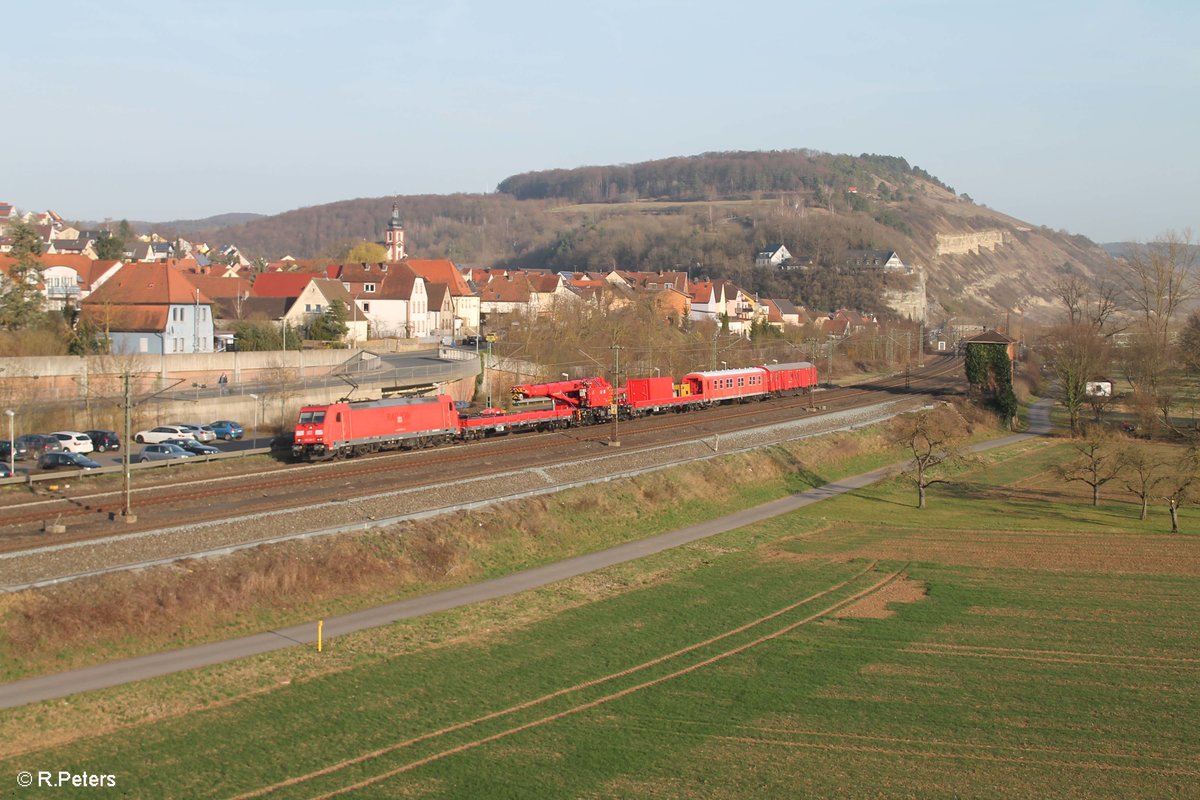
496,150,954,203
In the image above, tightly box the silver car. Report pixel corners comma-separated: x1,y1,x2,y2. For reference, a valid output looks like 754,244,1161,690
172,423,217,443
137,443,195,463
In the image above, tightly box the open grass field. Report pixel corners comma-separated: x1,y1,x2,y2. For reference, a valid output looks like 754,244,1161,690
2,433,1198,798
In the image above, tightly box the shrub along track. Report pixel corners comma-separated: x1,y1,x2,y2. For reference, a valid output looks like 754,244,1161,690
230,562,904,800
0,356,961,552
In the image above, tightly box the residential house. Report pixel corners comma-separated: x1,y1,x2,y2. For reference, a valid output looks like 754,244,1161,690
688,280,727,326
335,261,428,339
820,316,852,339
759,299,786,330
527,272,578,312
0,254,123,311
406,258,480,336
754,244,792,268
292,278,367,344
425,282,455,339
845,249,909,273
478,272,535,316
766,298,803,327
80,263,217,354
46,238,98,259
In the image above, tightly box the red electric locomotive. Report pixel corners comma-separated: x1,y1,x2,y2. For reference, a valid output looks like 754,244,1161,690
293,395,460,460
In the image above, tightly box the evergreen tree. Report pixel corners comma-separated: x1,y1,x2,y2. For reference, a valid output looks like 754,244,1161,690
310,299,349,341
0,222,48,329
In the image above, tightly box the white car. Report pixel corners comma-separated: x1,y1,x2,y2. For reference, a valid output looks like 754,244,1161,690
173,423,217,443
134,425,196,444
50,431,94,454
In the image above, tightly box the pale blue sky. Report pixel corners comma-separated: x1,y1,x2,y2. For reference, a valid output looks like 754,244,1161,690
3,0,1196,242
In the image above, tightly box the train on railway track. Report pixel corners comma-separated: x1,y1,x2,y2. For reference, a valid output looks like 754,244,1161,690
291,361,819,461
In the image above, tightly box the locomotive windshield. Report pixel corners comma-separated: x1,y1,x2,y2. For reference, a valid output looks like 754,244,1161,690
298,410,326,424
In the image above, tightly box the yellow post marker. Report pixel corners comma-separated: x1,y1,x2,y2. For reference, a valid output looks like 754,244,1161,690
318,620,323,653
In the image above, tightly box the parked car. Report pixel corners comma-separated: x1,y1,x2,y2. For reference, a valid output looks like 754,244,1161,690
0,463,12,478
15,434,63,457
134,425,195,444
162,437,220,456
40,451,102,470
461,334,482,346
0,439,29,462
50,431,94,454
84,430,121,452
137,443,195,463
207,420,244,441
172,423,217,442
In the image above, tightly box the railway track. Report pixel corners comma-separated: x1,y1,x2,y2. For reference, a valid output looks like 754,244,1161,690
0,355,962,552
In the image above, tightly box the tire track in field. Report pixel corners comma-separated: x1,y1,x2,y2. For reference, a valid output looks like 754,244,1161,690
620,718,1197,766
710,735,1200,777
903,644,1200,671
230,563,897,800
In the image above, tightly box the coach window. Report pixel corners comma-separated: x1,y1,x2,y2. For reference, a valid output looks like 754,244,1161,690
738,377,745,387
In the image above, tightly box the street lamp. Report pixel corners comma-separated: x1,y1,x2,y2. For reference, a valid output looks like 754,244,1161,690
249,393,259,449
654,367,661,378
720,361,727,370
4,409,13,476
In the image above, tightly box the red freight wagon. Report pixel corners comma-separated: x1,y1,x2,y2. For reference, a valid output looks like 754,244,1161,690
624,376,697,415
761,361,818,394
293,394,460,459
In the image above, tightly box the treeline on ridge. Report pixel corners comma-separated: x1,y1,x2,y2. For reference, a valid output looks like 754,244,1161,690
496,149,954,203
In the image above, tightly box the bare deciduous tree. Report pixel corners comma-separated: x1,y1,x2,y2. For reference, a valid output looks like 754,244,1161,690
1161,446,1200,534
1121,230,1196,394
1043,276,1120,436
890,404,970,509
1120,443,1166,521
1055,427,1125,507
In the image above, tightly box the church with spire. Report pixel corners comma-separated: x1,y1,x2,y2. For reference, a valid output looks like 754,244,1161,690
384,201,406,261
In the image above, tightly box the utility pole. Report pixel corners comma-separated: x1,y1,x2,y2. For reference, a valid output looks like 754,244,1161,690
122,371,135,523
609,344,621,446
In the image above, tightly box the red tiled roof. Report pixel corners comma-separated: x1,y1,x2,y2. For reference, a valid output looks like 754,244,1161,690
480,274,533,303
78,304,169,332
188,274,254,301
251,272,321,298
406,259,472,296
82,263,214,306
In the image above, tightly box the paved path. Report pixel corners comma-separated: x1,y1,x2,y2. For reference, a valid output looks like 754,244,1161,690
0,397,1056,710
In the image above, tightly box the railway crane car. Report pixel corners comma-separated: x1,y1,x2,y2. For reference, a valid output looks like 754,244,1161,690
510,377,614,421
456,376,619,438
293,395,460,460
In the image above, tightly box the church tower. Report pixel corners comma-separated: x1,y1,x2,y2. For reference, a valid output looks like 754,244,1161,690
384,201,406,261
